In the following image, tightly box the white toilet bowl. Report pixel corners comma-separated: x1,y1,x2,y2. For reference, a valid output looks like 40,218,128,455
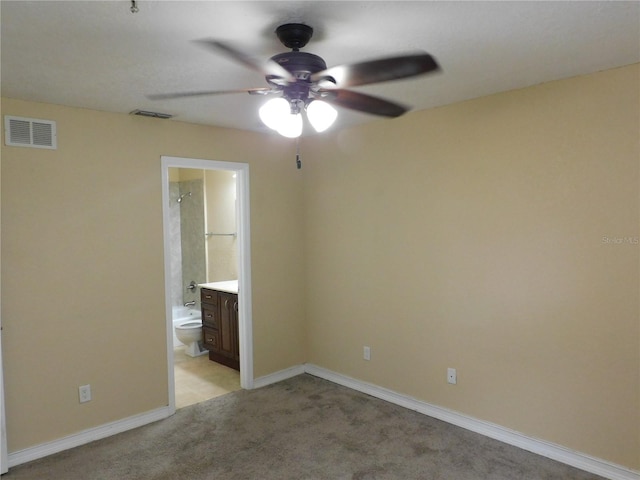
175,320,207,357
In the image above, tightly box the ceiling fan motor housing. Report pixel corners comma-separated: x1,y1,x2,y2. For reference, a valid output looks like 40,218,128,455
269,52,329,105
270,51,327,78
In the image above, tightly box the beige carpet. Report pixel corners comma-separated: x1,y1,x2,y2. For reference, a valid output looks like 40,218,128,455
5,374,605,479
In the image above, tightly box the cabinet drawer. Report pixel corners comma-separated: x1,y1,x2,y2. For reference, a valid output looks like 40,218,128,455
202,327,220,350
200,288,218,306
202,306,218,329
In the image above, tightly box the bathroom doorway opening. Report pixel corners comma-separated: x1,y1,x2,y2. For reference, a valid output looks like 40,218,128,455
161,156,253,413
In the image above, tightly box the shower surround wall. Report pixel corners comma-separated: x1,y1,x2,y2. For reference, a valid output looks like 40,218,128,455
169,178,206,307
168,182,183,307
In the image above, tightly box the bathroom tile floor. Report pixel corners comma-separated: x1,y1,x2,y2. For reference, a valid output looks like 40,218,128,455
174,348,241,409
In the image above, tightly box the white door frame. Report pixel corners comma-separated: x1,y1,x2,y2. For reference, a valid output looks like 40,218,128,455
161,156,253,413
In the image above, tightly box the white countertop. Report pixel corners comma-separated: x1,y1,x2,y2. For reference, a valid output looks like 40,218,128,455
199,280,238,294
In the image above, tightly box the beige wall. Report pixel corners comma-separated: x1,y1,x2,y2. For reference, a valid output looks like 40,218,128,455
1,63,638,471
0,98,307,451
303,64,639,469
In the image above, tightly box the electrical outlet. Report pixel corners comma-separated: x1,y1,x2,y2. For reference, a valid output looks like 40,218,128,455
447,368,457,385
79,384,92,403
363,346,371,361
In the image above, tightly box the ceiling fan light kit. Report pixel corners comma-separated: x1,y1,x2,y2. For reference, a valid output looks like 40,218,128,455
259,97,337,137
149,22,440,138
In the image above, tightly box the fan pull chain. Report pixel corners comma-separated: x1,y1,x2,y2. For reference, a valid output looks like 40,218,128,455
296,137,302,169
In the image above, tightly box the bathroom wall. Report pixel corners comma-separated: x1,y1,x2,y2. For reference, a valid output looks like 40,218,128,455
168,168,237,307
204,169,238,282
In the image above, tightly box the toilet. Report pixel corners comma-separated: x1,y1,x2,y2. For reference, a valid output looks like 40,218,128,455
175,320,207,357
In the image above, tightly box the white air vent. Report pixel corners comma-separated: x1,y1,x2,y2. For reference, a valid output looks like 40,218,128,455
4,115,57,149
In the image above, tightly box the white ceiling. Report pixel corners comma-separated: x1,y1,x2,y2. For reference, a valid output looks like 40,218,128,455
2,1,639,135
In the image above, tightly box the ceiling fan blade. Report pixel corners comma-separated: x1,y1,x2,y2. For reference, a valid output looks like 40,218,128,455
147,87,272,100
311,53,439,88
194,39,295,83
322,89,409,118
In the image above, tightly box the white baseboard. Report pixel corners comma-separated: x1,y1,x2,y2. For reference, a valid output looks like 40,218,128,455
7,363,305,469
303,364,639,480
252,364,305,389
8,406,171,468
7,365,639,480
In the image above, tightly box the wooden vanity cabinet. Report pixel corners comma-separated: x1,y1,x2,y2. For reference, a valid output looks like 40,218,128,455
200,287,239,371
200,289,220,352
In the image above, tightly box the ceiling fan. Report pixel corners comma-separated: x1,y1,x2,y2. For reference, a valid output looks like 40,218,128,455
148,23,441,137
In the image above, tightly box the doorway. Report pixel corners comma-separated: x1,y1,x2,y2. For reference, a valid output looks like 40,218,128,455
161,156,253,414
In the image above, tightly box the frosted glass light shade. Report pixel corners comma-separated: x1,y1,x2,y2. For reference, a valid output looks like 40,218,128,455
307,100,338,132
259,98,302,138
259,98,290,131
277,113,303,138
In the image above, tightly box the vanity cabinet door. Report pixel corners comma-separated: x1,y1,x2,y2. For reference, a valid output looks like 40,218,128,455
231,298,239,363
219,292,236,360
